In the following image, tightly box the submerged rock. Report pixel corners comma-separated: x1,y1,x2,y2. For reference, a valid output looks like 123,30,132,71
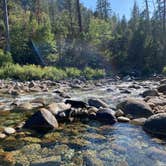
0,151,15,165
16,102,33,111
31,98,47,106
143,113,166,136
146,147,166,162
23,108,58,132
117,98,153,119
83,150,104,166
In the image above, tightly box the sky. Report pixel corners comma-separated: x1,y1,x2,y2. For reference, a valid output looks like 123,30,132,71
81,0,150,19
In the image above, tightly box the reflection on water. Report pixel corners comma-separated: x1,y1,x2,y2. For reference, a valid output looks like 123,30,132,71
0,80,166,166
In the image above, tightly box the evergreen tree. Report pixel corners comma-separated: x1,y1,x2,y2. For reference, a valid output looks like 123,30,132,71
96,0,111,20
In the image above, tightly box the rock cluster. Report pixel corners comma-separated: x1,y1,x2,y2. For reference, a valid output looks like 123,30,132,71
1,77,166,139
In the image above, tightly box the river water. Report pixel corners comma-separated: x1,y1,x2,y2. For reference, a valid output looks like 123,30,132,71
0,80,166,166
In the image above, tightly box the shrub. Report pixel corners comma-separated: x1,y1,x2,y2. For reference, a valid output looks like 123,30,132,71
43,67,67,80
0,64,106,81
83,67,106,79
65,67,81,78
0,49,13,67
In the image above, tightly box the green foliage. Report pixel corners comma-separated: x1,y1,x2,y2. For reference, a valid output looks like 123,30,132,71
162,67,166,75
1,0,165,77
0,64,66,81
83,67,106,79
0,49,13,67
89,18,112,45
65,67,81,78
0,64,105,81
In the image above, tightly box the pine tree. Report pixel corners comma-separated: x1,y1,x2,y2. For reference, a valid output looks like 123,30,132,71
157,0,166,32
76,0,82,33
96,0,111,20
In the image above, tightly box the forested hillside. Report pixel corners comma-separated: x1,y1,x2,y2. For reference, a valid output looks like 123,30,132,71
0,0,166,80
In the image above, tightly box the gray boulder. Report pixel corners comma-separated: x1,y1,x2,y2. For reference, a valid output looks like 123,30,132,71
142,89,159,98
158,84,166,93
143,113,166,136
117,98,153,119
88,98,109,108
47,103,71,115
96,108,117,124
23,108,58,132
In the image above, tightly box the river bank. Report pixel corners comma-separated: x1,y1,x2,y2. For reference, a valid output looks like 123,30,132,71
0,77,166,165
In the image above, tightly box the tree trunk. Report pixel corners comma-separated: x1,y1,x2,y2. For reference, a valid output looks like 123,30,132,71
67,0,74,37
145,0,151,32
145,0,150,21
3,0,10,52
163,0,166,32
76,0,82,33
35,0,41,24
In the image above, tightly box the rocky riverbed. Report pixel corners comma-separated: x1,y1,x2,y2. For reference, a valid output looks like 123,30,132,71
0,77,166,165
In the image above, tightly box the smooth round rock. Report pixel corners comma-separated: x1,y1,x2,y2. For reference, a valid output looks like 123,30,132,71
117,116,130,123
4,127,16,135
0,133,6,139
130,118,147,125
96,109,117,124
158,84,166,93
117,98,153,119
142,89,159,97
143,113,166,136
115,109,124,117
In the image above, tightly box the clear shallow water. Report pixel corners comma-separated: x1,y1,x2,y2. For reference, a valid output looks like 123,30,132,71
0,80,165,166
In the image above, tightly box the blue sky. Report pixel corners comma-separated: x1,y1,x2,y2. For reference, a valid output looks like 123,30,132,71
81,0,150,19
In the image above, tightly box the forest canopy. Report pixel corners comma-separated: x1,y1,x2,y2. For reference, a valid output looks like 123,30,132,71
0,0,166,79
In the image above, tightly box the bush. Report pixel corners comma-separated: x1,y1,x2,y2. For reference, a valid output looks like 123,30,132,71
83,67,106,79
65,67,81,78
0,64,106,81
0,64,68,81
43,67,67,80
0,49,13,67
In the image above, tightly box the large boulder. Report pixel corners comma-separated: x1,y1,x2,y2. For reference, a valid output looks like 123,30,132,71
65,100,87,108
23,108,58,133
158,84,166,93
117,98,153,119
142,89,159,98
160,79,166,85
95,109,117,124
88,98,109,108
143,113,166,136
47,103,71,115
